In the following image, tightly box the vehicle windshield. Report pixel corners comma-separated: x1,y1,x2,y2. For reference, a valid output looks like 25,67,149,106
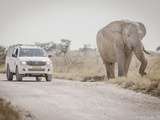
19,48,46,57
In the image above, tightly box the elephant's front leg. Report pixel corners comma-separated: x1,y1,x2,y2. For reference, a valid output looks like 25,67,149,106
104,62,115,79
104,63,110,79
109,63,115,78
124,50,133,76
117,50,126,77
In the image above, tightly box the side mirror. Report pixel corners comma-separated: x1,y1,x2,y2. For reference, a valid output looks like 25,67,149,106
12,53,16,57
48,54,52,58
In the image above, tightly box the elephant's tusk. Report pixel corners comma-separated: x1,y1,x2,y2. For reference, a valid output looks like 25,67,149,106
143,48,150,55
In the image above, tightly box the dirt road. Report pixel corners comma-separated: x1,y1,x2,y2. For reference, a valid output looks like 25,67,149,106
0,74,160,120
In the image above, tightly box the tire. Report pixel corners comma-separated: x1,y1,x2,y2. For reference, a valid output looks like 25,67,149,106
45,74,52,81
36,77,41,82
6,65,13,81
16,67,22,81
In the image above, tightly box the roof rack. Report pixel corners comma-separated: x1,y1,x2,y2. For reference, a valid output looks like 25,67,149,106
8,44,39,49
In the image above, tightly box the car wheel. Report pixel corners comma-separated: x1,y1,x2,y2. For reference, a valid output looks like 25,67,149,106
36,77,41,82
45,74,52,81
16,67,22,81
6,65,13,81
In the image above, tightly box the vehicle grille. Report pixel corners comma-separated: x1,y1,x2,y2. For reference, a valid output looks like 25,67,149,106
28,68,45,71
26,61,46,66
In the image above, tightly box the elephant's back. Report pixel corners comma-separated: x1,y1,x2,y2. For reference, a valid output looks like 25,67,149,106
102,20,125,33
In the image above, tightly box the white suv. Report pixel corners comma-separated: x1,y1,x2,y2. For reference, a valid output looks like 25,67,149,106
5,44,53,81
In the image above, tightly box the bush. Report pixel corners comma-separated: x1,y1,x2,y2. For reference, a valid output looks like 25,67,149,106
0,98,21,120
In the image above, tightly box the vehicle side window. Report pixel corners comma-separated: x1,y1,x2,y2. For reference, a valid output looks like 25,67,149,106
12,48,18,58
15,49,18,57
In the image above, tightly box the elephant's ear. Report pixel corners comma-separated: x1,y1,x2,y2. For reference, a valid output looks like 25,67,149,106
137,22,146,39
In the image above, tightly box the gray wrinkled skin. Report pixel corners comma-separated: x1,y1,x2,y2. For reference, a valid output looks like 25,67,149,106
96,20,147,79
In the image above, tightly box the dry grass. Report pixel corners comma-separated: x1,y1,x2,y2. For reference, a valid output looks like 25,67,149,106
53,50,105,81
104,56,160,97
0,98,21,120
109,76,160,97
0,64,5,73
0,98,34,120
53,51,160,80
147,56,160,80
53,50,160,97
1,50,160,97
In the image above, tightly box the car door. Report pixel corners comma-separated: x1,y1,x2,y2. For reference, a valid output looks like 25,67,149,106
10,48,18,73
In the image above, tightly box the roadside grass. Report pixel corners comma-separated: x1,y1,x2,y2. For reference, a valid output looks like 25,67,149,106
53,50,105,81
53,51,160,97
53,61,105,81
110,56,160,97
147,56,160,81
0,98,34,120
1,50,160,97
0,98,21,120
52,51,147,82
108,75,160,97
0,64,5,73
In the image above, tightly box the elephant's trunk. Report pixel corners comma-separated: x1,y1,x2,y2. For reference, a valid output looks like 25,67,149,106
139,59,147,76
134,49,148,76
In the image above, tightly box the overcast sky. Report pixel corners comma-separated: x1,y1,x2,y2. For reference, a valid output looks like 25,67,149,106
0,0,159,50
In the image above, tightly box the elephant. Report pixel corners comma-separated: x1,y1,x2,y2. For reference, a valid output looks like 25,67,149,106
96,20,148,79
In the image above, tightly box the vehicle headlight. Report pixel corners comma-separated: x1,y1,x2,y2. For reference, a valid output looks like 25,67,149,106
47,61,52,65
21,61,27,65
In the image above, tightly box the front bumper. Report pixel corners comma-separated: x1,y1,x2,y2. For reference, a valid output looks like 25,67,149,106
18,64,53,75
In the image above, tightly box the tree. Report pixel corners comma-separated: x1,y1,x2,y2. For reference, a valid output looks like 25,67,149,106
34,40,72,64
59,39,71,54
35,39,71,55
35,42,56,52
79,44,92,55
0,46,6,64
58,39,71,64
